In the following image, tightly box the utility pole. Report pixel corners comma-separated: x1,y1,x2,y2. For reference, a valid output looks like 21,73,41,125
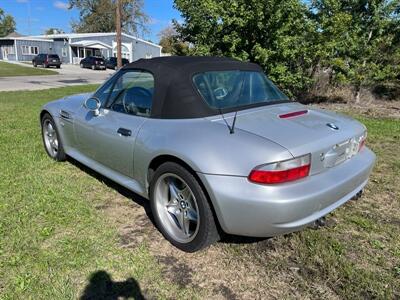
27,1,32,35
116,0,122,68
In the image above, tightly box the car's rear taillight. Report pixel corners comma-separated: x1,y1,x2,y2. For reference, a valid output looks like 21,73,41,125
358,131,367,152
248,154,311,184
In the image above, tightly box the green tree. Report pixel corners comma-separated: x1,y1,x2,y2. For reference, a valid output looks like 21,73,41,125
310,0,400,101
158,25,189,55
0,8,16,37
174,0,317,97
44,28,65,35
69,0,148,36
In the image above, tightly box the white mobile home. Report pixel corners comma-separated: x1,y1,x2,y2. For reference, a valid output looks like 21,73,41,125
0,32,162,64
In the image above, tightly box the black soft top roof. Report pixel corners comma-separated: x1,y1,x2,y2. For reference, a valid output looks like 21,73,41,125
123,56,263,119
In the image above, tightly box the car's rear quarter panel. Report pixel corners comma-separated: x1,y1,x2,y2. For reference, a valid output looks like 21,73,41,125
134,117,293,191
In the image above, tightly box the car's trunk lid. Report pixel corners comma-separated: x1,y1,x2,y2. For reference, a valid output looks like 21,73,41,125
208,102,366,175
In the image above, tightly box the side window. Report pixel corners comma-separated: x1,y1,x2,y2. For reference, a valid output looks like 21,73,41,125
93,74,118,106
108,71,154,117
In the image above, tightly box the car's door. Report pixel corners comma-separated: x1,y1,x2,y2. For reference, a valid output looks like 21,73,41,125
36,54,43,64
73,74,115,160
107,58,113,68
74,70,154,178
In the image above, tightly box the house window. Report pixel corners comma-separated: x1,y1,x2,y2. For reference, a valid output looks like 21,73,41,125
21,46,29,55
62,47,67,57
21,46,39,55
113,44,130,61
31,46,39,55
79,48,84,58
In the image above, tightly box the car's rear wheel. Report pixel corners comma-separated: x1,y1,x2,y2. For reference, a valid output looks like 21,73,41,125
149,162,219,252
33,62,37,67
41,113,66,161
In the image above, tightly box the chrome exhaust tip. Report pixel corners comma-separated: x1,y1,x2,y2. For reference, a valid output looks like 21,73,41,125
351,190,363,201
314,216,326,227
310,216,327,229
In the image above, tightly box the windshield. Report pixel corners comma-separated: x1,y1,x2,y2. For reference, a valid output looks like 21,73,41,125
48,54,59,59
193,70,289,110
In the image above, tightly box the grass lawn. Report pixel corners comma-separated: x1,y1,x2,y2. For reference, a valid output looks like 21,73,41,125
0,61,58,77
0,85,399,299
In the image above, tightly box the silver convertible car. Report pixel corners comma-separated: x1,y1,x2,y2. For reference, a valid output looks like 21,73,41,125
40,56,376,252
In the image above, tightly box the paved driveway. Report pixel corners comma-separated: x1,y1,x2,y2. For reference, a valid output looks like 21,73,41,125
0,63,115,91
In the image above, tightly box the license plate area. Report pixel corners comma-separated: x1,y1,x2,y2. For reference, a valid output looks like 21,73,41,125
323,138,359,168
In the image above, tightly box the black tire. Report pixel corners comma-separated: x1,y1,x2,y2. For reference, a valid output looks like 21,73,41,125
41,113,66,162
33,62,37,67
56,65,60,69
149,162,219,252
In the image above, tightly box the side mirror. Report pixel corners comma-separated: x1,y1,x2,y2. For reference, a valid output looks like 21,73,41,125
84,97,101,116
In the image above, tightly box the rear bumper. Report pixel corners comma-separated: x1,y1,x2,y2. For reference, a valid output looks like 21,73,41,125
198,147,376,237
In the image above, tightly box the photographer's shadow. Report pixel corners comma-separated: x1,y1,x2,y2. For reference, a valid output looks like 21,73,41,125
80,270,145,300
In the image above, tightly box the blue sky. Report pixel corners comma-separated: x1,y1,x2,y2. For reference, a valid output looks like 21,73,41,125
1,0,181,42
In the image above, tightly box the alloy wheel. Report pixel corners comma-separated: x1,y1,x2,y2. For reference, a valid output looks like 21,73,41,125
154,173,200,243
43,120,59,158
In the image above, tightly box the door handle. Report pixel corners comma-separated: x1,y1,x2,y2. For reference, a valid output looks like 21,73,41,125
117,128,132,137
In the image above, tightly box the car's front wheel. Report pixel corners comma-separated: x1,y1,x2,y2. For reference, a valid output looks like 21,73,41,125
149,162,219,252
41,113,66,161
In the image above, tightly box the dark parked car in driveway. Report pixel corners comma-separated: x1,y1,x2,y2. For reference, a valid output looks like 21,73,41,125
80,56,106,70
32,54,61,68
105,57,129,70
